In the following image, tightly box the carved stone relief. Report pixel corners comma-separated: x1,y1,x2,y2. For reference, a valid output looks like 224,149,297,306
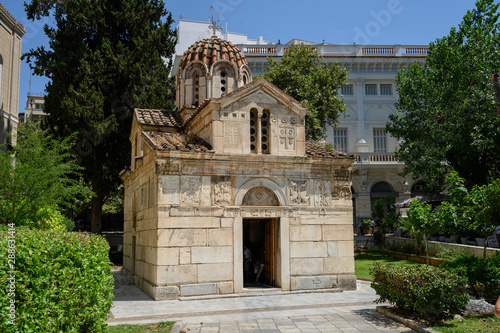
289,179,309,205
242,187,279,206
315,180,332,207
213,182,232,205
332,184,352,200
279,127,295,150
180,176,201,204
223,122,241,148
158,175,179,204
334,167,352,181
156,161,180,175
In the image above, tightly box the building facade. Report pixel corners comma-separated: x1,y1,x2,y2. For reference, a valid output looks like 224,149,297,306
0,3,25,149
19,93,47,123
172,20,429,230
122,36,357,300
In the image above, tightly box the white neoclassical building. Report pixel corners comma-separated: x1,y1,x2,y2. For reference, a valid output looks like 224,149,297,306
172,19,429,229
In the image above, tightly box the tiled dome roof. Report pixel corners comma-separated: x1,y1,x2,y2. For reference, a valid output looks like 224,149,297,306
179,37,248,70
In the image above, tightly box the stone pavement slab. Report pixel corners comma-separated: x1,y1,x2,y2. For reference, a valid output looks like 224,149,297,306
109,271,416,332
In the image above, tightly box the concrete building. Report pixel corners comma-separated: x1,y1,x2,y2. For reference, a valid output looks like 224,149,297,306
171,20,429,230
19,93,47,123
121,34,357,300
0,3,25,149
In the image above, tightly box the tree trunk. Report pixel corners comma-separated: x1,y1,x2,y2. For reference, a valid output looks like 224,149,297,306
91,195,103,234
492,73,500,116
424,234,430,266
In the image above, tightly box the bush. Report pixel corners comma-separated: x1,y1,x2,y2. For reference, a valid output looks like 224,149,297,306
0,228,114,332
443,252,500,303
370,262,469,322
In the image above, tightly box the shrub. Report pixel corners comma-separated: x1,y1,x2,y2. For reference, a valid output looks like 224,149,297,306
370,262,469,322
443,252,500,303
0,227,114,332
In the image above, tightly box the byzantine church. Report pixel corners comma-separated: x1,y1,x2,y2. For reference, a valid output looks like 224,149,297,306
121,28,356,300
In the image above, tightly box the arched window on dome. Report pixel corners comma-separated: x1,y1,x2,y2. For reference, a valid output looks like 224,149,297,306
192,71,201,107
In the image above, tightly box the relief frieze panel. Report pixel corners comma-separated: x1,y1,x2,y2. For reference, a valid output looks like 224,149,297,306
332,184,352,200
213,181,232,205
223,122,242,148
242,187,279,206
156,161,181,175
315,180,332,207
289,179,309,205
180,176,201,204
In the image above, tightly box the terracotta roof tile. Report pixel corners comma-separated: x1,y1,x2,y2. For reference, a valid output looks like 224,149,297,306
305,141,352,158
144,132,212,152
0,3,25,32
179,37,248,70
135,109,183,127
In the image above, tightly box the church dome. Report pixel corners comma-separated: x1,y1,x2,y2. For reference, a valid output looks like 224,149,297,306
179,37,248,70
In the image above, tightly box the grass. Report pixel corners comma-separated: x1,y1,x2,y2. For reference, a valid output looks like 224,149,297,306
431,316,500,333
107,321,174,332
354,251,423,279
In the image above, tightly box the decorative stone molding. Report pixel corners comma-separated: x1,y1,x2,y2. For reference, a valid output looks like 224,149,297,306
156,161,181,175
334,167,352,181
223,122,241,148
242,186,279,206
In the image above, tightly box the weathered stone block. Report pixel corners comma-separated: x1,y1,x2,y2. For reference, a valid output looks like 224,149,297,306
337,241,354,257
291,258,323,275
323,257,355,275
157,265,197,285
158,216,220,229
338,275,357,290
191,246,233,263
155,286,180,300
221,217,233,228
290,242,327,258
179,247,191,264
218,281,234,294
198,263,233,282
158,229,207,247
327,241,338,258
209,229,233,246
180,283,217,296
157,247,179,266
296,275,338,290
290,225,322,241
323,225,354,241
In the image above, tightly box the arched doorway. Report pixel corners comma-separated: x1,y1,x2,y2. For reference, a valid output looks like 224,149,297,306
370,181,397,214
242,187,279,288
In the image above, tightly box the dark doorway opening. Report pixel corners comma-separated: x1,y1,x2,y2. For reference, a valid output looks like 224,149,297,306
243,218,278,288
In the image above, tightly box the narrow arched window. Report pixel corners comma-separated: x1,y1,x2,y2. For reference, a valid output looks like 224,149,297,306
250,108,257,153
261,109,270,154
193,72,200,107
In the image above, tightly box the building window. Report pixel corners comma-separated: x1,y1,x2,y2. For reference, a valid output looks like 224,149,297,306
220,71,227,95
250,109,257,153
380,84,393,95
373,128,387,152
261,109,270,154
35,103,44,109
365,84,377,95
333,128,348,153
193,72,200,107
341,84,353,96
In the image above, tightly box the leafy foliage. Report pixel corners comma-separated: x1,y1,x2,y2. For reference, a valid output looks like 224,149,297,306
387,0,500,191
0,122,89,228
370,263,469,322
23,0,177,232
263,44,348,140
0,228,114,332
443,252,500,303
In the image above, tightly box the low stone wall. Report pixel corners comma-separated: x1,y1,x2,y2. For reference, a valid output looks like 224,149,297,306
385,236,500,258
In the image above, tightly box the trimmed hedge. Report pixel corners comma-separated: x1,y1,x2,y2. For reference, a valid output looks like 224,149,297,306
0,227,114,332
370,262,469,322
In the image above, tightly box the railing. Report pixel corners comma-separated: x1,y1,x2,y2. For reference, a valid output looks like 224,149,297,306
401,48,428,55
244,47,277,54
362,47,394,55
355,153,400,163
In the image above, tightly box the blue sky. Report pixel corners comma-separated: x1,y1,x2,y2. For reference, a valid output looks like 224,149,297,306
2,0,483,115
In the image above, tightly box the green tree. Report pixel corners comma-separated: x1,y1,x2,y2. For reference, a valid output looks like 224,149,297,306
23,0,177,233
263,44,348,140
402,199,437,264
0,122,89,228
387,0,500,192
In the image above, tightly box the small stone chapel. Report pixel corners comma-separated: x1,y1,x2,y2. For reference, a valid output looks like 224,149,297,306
120,33,357,300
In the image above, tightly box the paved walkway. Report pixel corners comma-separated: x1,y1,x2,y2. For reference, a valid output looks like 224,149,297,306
109,271,416,332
